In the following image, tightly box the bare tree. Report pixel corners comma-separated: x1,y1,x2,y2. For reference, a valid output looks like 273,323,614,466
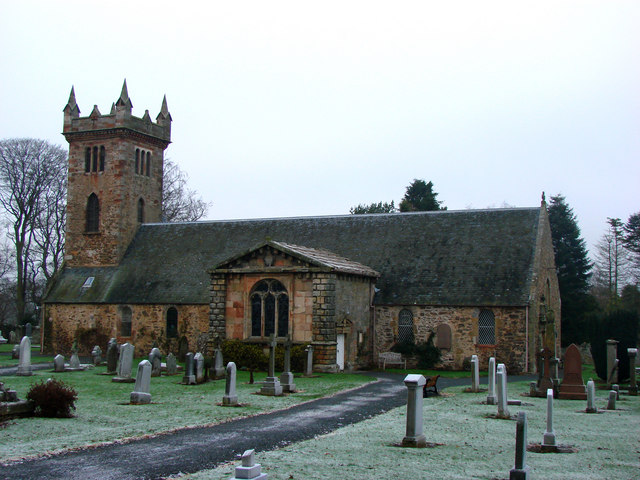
0,138,67,323
162,159,210,222
592,217,632,308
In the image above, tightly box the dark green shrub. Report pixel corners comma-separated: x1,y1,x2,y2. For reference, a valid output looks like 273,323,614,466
590,309,639,381
391,332,441,369
27,378,78,418
222,340,268,372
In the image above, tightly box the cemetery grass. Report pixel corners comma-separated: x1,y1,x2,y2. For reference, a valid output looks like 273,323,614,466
0,364,372,462
0,344,54,367
177,381,640,480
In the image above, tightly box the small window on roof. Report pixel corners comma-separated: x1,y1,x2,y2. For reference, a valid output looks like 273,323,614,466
81,277,95,289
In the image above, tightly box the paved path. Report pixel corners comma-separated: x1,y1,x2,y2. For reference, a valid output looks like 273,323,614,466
0,373,533,480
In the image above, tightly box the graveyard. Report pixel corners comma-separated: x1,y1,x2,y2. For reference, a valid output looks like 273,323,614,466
1,339,639,479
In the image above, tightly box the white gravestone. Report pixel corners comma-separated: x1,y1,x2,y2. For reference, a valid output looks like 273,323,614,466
470,355,480,392
113,342,135,383
542,388,556,447
149,347,162,377
223,362,239,406
607,390,616,410
586,379,597,413
54,354,65,372
487,357,497,405
16,336,33,376
230,449,267,480
401,374,427,447
194,352,205,383
496,363,510,418
304,344,313,376
130,360,152,404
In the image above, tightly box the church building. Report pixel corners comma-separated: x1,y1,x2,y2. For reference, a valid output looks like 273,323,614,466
42,83,561,374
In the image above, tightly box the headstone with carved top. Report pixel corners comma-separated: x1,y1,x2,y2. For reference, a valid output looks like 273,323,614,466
558,344,587,400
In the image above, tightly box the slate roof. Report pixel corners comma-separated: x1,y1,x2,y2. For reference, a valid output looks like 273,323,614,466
45,207,543,307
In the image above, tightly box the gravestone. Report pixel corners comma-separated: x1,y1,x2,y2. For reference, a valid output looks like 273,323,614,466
25,322,32,338
69,352,81,369
628,348,638,395
0,334,7,344
260,335,282,396
487,357,497,405
542,388,556,448
54,354,65,372
470,355,480,392
112,342,135,383
9,331,17,344
194,352,205,383
91,345,102,365
401,374,427,447
178,336,189,362
558,343,587,400
304,344,314,376
149,347,162,377
435,323,452,350
11,344,19,359
223,361,238,406
611,384,619,400
165,353,177,376
213,348,225,380
534,347,554,397
16,336,33,376
106,338,119,374
607,390,616,410
585,380,597,413
182,352,196,385
280,336,296,393
130,359,152,404
230,449,267,480
606,339,619,386
496,363,510,418
509,411,531,480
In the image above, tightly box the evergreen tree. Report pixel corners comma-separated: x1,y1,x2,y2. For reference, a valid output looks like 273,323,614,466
350,201,396,214
547,194,594,345
398,179,446,212
623,211,640,281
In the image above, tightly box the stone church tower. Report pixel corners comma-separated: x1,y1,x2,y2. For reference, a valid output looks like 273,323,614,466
62,81,171,267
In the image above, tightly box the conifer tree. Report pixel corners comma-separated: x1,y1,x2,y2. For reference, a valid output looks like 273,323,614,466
398,179,446,212
547,194,594,345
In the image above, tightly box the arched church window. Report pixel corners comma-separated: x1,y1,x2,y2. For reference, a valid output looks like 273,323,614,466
137,198,145,223
478,309,495,345
121,306,132,336
398,309,414,344
250,279,289,338
146,151,151,176
166,307,178,338
92,146,98,172
85,193,100,232
85,148,91,172
99,146,105,172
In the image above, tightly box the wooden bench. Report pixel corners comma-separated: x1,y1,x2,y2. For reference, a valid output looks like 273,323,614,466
423,375,440,396
378,352,406,370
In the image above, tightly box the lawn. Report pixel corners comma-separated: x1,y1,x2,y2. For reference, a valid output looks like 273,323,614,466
176,381,640,480
0,363,372,463
0,343,54,368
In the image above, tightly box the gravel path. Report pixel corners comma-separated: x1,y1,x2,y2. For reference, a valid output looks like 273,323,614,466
0,373,533,480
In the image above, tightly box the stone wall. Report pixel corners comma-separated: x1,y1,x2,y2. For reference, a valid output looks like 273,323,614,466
311,273,337,371
374,305,529,373
45,303,208,357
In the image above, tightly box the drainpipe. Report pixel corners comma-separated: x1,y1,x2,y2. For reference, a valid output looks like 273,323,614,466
525,306,529,372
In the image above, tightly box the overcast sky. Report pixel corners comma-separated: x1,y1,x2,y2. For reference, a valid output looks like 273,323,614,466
1,1,638,256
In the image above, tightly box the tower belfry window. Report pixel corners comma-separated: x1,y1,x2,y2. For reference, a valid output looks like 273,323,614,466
85,145,105,173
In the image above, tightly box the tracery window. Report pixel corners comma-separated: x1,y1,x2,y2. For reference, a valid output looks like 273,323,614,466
166,307,178,338
85,193,100,232
398,309,414,344
250,279,289,338
478,309,495,345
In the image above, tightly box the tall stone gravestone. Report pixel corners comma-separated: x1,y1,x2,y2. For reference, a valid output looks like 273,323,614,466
69,344,81,370
585,379,597,413
106,338,119,374
606,339,619,386
230,449,267,480
558,343,587,400
165,352,177,376
486,357,497,405
280,336,296,393
213,348,225,380
25,322,32,338
628,348,638,395
304,344,313,376
607,390,617,410
194,352,205,383
149,348,162,377
509,411,530,480
91,345,102,366
496,363,510,418
542,388,556,449
112,342,135,383
223,361,238,406
534,347,554,397
182,352,196,385
470,355,480,392
16,336,33,376
54,354,65,372
130,360,152,404
260,335,282,396
401,374,427,447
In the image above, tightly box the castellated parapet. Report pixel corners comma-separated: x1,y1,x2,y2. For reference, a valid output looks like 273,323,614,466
62,80,171,267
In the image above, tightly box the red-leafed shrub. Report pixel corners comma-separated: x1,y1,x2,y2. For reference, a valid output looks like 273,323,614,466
27,378,78,418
